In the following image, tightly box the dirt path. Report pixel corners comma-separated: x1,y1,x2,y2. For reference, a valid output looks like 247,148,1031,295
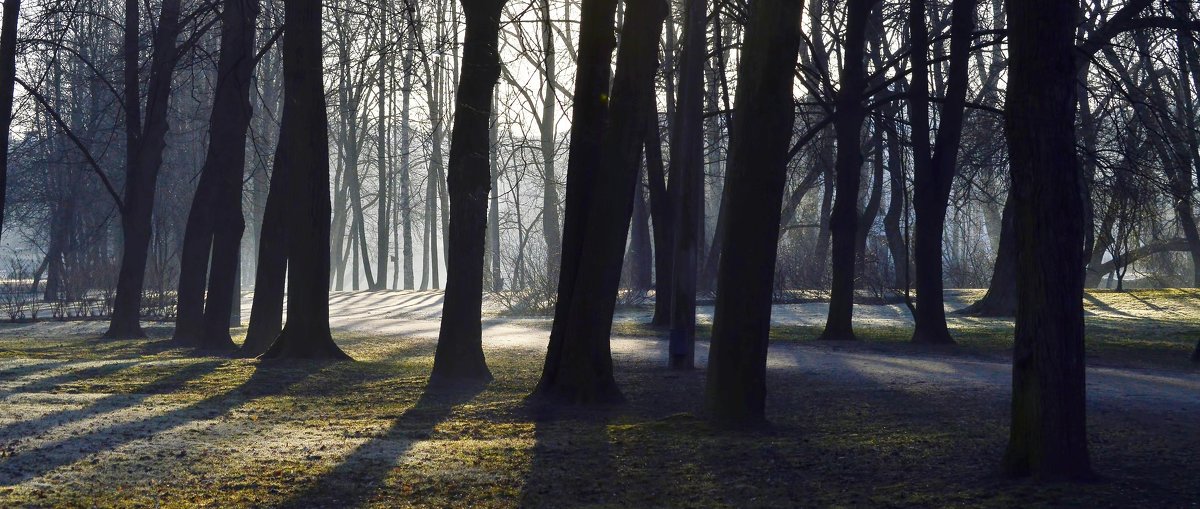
315,290,1200,409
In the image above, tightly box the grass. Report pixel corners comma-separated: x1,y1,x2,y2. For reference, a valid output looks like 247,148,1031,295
0,290,1197,507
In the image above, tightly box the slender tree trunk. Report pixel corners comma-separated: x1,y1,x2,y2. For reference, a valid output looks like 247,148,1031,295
540,0,562,281
431,0,507,384
668,0,706,369
374,8,390,291
532,0,666,404
106,0,183,339
646,107,673,326
260,0,348,360
1001,0,1091,480
819,0,875,341
626,168,652,290
0,0,19,239
705,0,801,426
400,36,415,290
956,191,1016,316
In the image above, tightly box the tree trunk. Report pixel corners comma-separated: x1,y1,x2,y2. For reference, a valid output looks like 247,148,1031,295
431,0,507,384
174,0,259,350
625,168,652,290
646,106,673,326
374,8,390,291
909,0,974,345
1001,0,1091,480
532,0,666,404
106,0,183,339
540,0,562,282
956,191,1016,316
667,0,705,370
260,0,349,360
705,0,801,426
0,0,18,239
241,134,290,356
400,35,415,290
819,0,874,341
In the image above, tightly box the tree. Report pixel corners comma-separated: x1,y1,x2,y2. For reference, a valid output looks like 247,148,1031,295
0,0,19,239
259,0,348,360
532,0,666,404
908,0,975,344
431,0,508,384
1001,0,1091,480
105,0,185,339
667,0,706,369
705,0,801,426
173,0,260,350
818,0,876,342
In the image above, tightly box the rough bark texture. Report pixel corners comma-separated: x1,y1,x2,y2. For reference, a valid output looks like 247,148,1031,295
106,0,183,339
1001,0,1092,480
668,0,706,370
431,0,506,384
260,0,348,360
174,0,259,351
819,0,874,341
909,0,974,345
705,0,801,427
533,0,665,404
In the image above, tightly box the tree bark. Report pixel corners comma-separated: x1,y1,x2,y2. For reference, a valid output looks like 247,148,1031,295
241,130,289,356
532,0,666,404
956,191,1016,316
1001,0,1091,480
819,0,875,341
431,0,507,384
260,0,349,360
705,0,801,426
646,106,673,326
0,0,19,240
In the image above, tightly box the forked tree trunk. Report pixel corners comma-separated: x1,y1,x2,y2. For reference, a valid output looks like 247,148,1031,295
174,0,260,350
106,0,184,339
431,0,507,384
260,0,349,360
668,0,706,369
909,0,974,345
819,0,875,341
1001,0,1091,480
705,0,801,426
532,0,666,404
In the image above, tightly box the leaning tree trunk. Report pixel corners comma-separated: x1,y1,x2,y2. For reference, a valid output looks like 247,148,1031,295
174,0,259,350
0,0,19,239
668,0,706,370
819,0,874,341
532,0,666,404
430,0,507,384
106,0,183,339
705,0,801,427
956,190,1016,316
260,0,348,360
909,0,974,345
646,106,673,326
240,134,289,357
1001,0,1091,480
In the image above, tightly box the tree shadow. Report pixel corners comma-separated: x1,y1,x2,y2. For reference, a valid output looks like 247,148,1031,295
0,360,224,443
0,360,332,486
275,380,486,508
0,359,143,396
518,404,616,507
1083,293,1137,319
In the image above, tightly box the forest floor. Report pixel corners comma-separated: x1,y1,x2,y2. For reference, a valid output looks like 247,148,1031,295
0,289,1197,507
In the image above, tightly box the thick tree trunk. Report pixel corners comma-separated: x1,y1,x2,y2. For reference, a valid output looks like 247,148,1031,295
260,0,349,360
174,0,260,350
0,0,18,239
1001,0,1091,480
667,0,706,370
431,0,506,384
819,0,874,341
705,0,801,426
532,0,666,404
106,0,183,340
909,0,974,345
